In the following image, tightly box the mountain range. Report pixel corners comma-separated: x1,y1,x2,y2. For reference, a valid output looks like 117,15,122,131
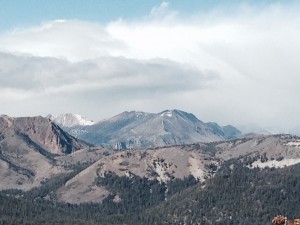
51,109,241,149
1,112,300,200
1,112,300,225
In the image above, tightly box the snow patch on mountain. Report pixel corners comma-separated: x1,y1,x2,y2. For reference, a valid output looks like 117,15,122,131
48,113,94,127
251,158,300,168
161,110,173,118
285,141,300,148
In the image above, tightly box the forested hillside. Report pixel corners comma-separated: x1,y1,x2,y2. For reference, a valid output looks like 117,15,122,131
0,171,197,225
1,159,300,225
137,159,300,225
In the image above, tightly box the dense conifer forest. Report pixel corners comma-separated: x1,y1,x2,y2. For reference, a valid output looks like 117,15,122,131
138,159,300,225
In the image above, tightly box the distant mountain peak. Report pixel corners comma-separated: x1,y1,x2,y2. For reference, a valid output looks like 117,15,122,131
0,115,90,190
48,113,94,127
160,109,200,124
1,115,89,155
160,110,173,117
61,109,241,149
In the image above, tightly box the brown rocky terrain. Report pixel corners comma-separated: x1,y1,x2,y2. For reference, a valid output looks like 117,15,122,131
0,115,90,190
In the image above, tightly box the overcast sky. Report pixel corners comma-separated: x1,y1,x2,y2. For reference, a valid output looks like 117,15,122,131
0,0,300,134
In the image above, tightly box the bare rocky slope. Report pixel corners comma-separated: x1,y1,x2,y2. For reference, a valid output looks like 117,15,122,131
59,109,241,149
0,115,90,190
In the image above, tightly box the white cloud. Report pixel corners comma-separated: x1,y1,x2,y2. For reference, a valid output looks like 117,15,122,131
0,2,300,133
0,52,217,120
149,1,178,21
0,20,126,61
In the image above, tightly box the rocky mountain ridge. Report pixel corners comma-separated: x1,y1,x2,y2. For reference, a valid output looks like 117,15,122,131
60,109,242,149
0,115,90,190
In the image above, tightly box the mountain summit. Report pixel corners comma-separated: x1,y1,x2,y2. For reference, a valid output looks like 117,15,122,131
48,113,94,127
63,109,241,149
0,115,90,190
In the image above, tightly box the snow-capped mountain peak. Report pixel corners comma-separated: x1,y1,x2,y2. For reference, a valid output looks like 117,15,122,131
161,110,173,117
48,113,94,127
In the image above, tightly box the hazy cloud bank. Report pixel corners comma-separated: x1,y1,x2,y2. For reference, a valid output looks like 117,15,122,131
1,2,300,133
0,52,217,120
